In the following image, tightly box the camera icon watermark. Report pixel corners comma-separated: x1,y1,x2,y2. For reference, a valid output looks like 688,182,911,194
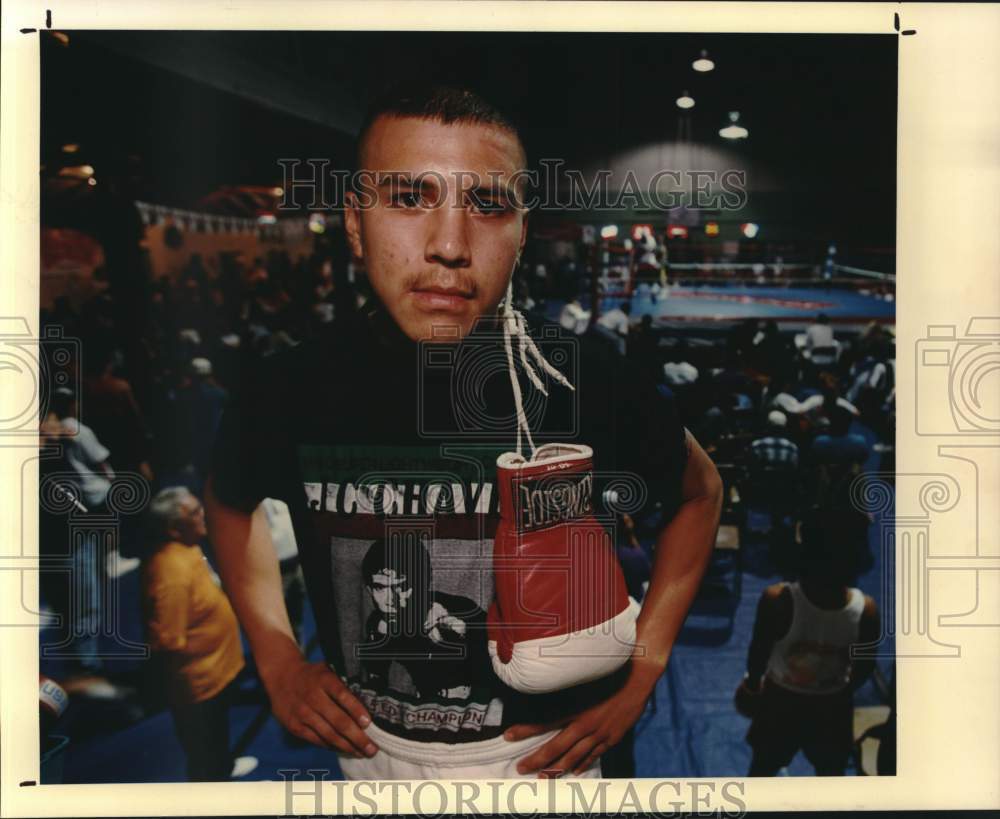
915,317,1000,436
0,318,80,439
416,319,579,441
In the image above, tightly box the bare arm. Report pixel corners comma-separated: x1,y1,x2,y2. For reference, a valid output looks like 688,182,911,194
746,585,791,688
204,478,375,758
849,595,880,691
631,431,723,685
205,481,301,681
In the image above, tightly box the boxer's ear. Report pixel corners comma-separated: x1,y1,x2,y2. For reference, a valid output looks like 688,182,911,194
344,191,364,261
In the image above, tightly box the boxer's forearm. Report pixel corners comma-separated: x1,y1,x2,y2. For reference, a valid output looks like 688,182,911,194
204,479,302,690
633,436,721,680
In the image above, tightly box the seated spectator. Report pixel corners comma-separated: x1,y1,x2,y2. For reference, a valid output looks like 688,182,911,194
141,487,255,781
735,507,880,776
810,406,870,468
808,406,871,509
798,391,860,422
751,320,793,380
804,312,835,351
594,301,632,355
558,298,590,335
802,314,839,369
749,411,799,472
767,371,858,431
745,411,801,532
663,359,699,387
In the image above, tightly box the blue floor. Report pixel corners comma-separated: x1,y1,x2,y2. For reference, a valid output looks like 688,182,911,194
43,426,891,783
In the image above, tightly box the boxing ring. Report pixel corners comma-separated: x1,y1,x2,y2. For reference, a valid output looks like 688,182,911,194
602,282,895,330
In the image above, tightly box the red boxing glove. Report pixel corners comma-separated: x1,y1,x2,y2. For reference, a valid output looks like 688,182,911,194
487,443,639,693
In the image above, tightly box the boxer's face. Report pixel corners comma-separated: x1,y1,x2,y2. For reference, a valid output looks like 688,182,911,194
346,115,528,341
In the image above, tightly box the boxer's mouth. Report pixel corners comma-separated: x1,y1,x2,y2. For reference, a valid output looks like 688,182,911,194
410,285,474,311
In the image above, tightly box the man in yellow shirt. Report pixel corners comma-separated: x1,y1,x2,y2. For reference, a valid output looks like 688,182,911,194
142,487,246,780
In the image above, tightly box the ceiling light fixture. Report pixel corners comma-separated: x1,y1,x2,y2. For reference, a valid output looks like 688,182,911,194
692,50,715,72
719,111,749,140
676,91,695,109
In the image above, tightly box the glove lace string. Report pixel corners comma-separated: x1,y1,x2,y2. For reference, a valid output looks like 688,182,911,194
500,278,574,459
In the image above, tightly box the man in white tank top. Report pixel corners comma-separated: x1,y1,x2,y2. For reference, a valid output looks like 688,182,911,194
735,508,880,775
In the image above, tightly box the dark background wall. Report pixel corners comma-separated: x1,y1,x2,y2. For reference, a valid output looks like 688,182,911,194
42,31,896,253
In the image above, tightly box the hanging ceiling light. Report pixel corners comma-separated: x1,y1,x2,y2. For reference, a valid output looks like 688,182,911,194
58,164,95,179
692,50,715,72
676,90,695,109
719,111,749,140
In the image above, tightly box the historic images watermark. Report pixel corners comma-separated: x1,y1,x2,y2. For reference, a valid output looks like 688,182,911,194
847,316,1000,660
280,769,748,816
276,160,748,213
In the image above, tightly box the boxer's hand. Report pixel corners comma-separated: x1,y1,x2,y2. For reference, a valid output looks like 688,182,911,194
505,659,659,777
265,659,376,758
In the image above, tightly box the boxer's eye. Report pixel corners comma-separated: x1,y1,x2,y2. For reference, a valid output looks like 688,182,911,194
467,190,510,216
390,190,424,209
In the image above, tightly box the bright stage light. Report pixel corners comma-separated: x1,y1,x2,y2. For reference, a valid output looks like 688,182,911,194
720,112,749,140
676,91,695,109
692,50,714,72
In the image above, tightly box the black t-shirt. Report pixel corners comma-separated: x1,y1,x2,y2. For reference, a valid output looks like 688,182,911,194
210,304,687,745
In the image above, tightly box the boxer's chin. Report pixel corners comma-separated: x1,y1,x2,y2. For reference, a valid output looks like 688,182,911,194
409,313,475,343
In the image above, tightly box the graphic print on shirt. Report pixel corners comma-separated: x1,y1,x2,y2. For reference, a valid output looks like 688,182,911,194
298,443,508,743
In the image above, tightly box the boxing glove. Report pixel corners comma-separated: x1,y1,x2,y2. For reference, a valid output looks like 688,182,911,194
488,443,639,694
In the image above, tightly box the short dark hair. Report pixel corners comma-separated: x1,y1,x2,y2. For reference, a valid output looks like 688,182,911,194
362,537,431,588
797,505,863,584
355,82,526,170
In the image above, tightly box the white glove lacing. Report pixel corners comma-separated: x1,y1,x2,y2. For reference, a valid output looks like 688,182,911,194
500,276,575,458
